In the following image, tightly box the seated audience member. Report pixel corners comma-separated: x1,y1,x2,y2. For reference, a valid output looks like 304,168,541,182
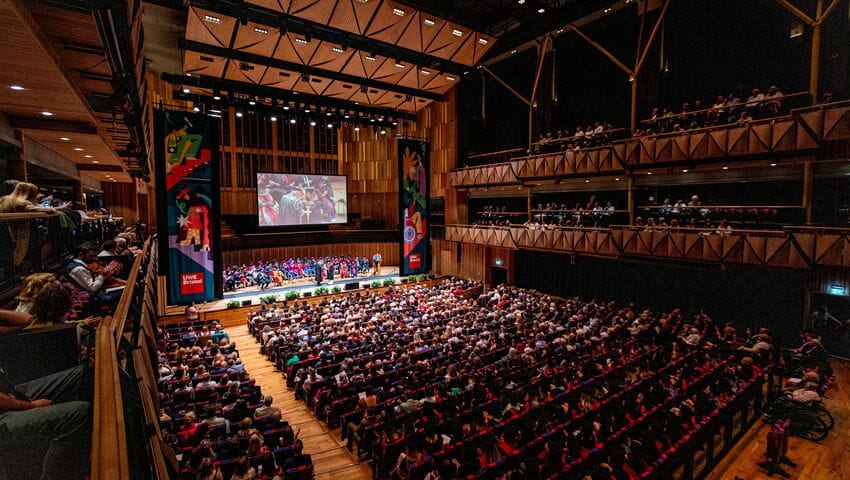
255,395,281,418
25,284,101,331
66,242,123,304
283,439,312,470
14,273,56,315
0,309,93,480
97,239,118,259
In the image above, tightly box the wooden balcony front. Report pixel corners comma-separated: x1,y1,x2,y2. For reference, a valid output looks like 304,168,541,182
445,225,850,270
449,103,850,188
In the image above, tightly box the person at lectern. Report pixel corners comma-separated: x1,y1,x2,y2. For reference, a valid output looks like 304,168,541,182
372,251,382,276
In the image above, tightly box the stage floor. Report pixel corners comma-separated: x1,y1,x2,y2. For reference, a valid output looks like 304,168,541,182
164,266,400,315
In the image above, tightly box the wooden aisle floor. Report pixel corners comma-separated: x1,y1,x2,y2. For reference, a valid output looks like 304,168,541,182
704,358,850,480
228,321,374,480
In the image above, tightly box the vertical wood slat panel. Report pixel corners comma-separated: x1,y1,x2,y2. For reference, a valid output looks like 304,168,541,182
222,242,398,266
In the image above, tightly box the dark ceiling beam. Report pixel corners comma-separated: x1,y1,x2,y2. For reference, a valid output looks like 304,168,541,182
180,39,443,102
192,0,470,75
10,116,99,134
163,72,419,120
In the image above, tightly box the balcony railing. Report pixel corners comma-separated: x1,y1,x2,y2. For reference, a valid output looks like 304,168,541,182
445,224,850,269
449,101,850,188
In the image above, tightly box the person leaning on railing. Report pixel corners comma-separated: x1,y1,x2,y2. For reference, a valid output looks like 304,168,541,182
0,182,70,268
0,309,93,480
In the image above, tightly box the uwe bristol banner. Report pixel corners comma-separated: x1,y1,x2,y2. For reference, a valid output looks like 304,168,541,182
398,139,429,275
154,109,221,305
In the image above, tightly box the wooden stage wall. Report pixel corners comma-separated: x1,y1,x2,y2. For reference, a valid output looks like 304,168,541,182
222,242,398,266
432,239,514,285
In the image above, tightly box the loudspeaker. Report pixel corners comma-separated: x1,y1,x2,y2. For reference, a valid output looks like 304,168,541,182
302,291,312,297
362,283,371,289
241,300,252,306
345,282,359,291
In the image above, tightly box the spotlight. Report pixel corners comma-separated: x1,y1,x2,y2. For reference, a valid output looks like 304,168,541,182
289,118,296,124
270,116,278,122
236,111,243,117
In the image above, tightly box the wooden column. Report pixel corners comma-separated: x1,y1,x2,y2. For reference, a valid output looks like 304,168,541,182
627,175,635,224
809,0,823,102
802,161,813,224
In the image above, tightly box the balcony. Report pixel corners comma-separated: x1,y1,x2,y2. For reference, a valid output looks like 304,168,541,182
449,102,850,188
445,224,850,269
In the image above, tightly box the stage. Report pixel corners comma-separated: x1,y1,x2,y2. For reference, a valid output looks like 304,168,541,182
164,266,401,315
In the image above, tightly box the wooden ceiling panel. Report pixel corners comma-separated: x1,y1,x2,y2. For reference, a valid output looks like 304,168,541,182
470,33,495,65
394,11,422,52
260,67,300,90
288,0,337,25
290,35,322,64
348,0,381,35
370,58,408,83
234,21,281,56
320,80,358,100
308,42,356,71
394,66,422,90
448,33,476,67
364,1,414,45
326,0,359,34
186,7,237,48
224,61,270,86
183,51,227,77
425,21,469,61
421,73,456,93
272,33,306,64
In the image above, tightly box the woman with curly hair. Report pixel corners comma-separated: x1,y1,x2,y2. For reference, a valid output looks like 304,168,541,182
14,272,56,314
26,283,101,330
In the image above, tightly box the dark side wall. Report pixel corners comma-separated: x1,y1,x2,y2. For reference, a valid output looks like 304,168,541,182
515,250,807,347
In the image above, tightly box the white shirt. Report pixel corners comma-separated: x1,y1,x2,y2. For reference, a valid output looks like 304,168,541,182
67,258,105,293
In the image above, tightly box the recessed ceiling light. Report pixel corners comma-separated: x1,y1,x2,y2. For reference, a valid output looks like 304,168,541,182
283,106,290,110
365,54,376,61
354,126,360,131
478,38,488,45
446,76,456,81
270,116,277,122
193,106,200,112
59,137,70,141
304,109,310,113
424,19,435,26
74,147,83,151
604,7,612,13
254,27,268,34
510,49,517,54
294,37,308,44
182,88,190,93
682,169,688,173
91,160,99,164
84,155,93,158
722,166,729,170
615,178,620,181
518,0,525,4
204,15,221,24
310,121,316,126
395,62,404,68
770,162,777,166
647,172,652,175
289,118,296,124
380,129,386,134
9,85,25,91
236,111,243,117
332,46,345,53
249,100,256,105
421,69,431,75
452,29,463,37
392,7,405,16
538,8,545,13
41,111,54,116
585,179,590,183
213,95,221,100
327,123,333,128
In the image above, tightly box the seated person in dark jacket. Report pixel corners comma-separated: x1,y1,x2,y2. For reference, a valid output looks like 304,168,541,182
283,439,312,470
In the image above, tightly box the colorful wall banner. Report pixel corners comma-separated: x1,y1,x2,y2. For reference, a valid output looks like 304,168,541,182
154,109,221,305
398,138,429,275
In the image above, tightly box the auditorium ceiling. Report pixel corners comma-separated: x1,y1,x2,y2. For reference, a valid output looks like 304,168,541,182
145,0,617,115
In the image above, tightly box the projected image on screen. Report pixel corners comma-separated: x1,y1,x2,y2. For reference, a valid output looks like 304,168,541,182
257,173,347,226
